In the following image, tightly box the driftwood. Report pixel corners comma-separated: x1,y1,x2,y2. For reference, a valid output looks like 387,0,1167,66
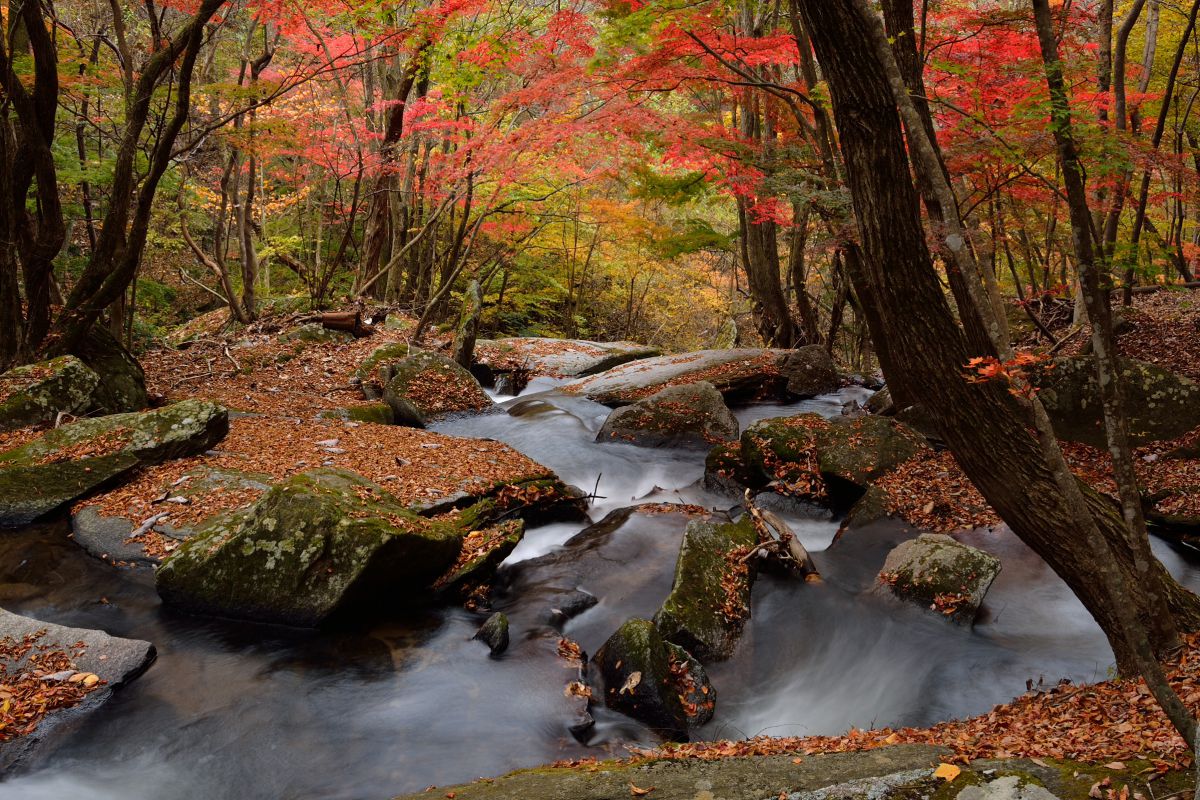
744,490,821,580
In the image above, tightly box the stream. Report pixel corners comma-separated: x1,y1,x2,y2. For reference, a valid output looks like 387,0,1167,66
1,385,1198,799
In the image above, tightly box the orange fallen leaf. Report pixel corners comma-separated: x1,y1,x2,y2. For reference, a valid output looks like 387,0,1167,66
933,763,961,782
630,783,654,796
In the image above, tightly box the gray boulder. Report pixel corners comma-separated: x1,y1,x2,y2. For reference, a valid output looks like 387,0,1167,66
0,356,99,432
0,399,229,526
382,351,494,427
596,381,739,449
781,345,841,398
0,608,155,771
1032,355,1200,448
654,517,758,661
279,323,353,346
70,326,148,412
475,338,661,379
877,533,1001,623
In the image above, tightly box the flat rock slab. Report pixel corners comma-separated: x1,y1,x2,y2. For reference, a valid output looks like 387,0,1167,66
393,744,949,800
476,338,661,379
562,349,790,407
0,609,155,771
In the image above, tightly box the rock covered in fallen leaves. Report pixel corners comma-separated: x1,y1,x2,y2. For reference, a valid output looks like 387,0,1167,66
654,517,757,662
0,608,155,771
156,468,470,626
562,348,791,407
779,345,842,398
877,534,1001,623
0,399,229,526
474,612,510,656
1031,356,1200,449
592,618,690,740
665,642,715,727
813,416,929,507
354,342,415,399
69,325,148,413
739,413,831,499
382,351,494,427
703,441,756,497
474,337,662,380
0,356,100,433
596,381,739,450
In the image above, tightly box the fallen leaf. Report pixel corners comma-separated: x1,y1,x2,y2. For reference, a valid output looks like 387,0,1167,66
933,763,961,782
620,671,642,695
630,784,654,797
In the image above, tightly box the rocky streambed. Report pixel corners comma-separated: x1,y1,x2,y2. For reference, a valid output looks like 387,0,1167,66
0,330,1198,799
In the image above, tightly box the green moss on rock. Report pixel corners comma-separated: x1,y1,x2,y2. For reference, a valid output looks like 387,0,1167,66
355,342,416,399
814,416,927,506
654,516,757,662
597,381,739,449
593,618,689,739
70,325,148,412
0,356,100,433
877,533,1001,623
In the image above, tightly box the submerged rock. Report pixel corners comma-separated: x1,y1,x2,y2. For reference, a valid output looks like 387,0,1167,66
654,517,757,661
592,618,689,739
0,356,100,432
474,612,510,656
156,468,467,626
0,608,155,772
382,351,494,427
780,344,841,398
1032,355,1200,448
877,533,1001,623
0,399,229,526
563,348,792,407
596,381,739,449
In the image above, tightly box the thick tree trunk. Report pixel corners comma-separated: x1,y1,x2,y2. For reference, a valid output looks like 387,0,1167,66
794,0,1200,675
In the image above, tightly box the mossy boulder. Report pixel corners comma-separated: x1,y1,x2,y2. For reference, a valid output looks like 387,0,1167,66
156,468,468,626
279,323,353,346
1031,355,1200,448
703,441,755,497
0,399,229,526
433,518,525,598
596,381,739,449
592,618,689,739
474,612,510,656
382,351,493,427
781,345,841,398
354,342,415,399
877,533,1001,623
814,416,928,506
0,356,100,432
69,325,148,412
654,517,757,662
317,402,395,425
739,414,831,495
665,642,715,727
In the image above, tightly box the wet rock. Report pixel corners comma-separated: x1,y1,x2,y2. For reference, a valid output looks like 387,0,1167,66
156,468,470,626
739,413,829,493
664,642,715,726
877,533,1001,623
434,518,525,598
476,338,661,379
0,608,155,772
563,348,791,407
834,485,892,542
317,402,395,425
864,386,894,415
71,466,272,565
592,618,688,739
546,589,599,628
1031,355,1200,448
355,342,416,400
654,516,757,661
956,776,1060,800
474,612,510,656
703,441,754,497
814,416,927,506
382,351,494,427
70,325,148,412
596,381,739,449
781,345,841,398
0,399,229,526
0,356,100,432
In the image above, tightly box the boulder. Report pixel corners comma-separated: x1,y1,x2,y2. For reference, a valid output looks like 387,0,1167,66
592,618,689,739
433,518,525,598
0,399,229,526
279,323,353,346
1032,356,1200,448
563,348,791,407
814,416,927,506
781,345,841,398
0,608,155,771
596,381,739,449
71,466,271,565
156,468,471,626
654,517,757,662
474,612,510,656
665,642,716,727
476,338,662,379
317,402,395,425
703,441,755,497
739,414,831,497
0,356,100,432
354,342,415,400
864,386,894,416
877,533,1000,623
382,351,494,427
69,325,148,412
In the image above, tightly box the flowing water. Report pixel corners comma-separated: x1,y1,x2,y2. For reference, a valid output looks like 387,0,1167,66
1,386,1198,799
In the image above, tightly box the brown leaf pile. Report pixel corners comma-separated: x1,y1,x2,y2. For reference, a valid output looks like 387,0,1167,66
0,631,103,743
